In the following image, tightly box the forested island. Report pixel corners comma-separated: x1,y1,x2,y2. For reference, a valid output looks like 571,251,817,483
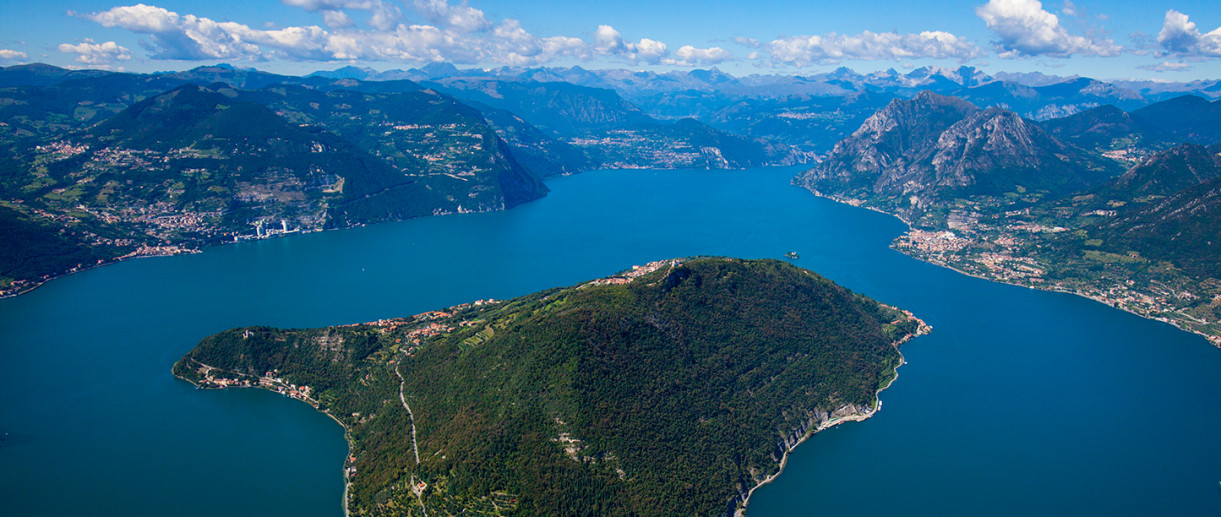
174,257,928,516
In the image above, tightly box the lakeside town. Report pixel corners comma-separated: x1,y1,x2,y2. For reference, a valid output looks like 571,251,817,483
892,210,1221,347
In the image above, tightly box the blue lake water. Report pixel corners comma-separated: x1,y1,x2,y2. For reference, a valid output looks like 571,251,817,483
1,166,1219,515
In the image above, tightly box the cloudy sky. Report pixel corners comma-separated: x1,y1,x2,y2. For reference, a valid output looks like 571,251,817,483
1,0,1219,80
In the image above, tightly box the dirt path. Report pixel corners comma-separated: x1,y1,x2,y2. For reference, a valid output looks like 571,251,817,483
394,362,421,465
395,361,429,517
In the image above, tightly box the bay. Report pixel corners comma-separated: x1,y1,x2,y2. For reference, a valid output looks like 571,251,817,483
1,166,1218,515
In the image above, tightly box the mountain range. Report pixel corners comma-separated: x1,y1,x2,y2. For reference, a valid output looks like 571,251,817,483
790,85,1221,338
3,60,1221,336
0,63,803,295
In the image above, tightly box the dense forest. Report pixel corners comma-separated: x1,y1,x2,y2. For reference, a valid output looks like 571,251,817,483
175,257,926,516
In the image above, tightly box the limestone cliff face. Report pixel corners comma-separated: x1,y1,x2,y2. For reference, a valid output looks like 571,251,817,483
928,108,1084,192
721,403,873,517
801,91,978,193
797,91,1109,207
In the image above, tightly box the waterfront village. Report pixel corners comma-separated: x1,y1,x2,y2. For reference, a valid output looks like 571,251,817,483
893,210,1221,347
184,259,685,397
584,259,681,287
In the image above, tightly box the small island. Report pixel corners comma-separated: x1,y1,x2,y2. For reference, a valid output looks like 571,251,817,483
175,257,928,516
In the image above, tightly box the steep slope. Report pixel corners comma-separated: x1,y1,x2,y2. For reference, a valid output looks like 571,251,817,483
80,84,446,227
798,92,1110,216
476,105,593,177
928,108,1109,195
579,117,805,169
428,78,656,137
799,91,980,195
1065,145,1221,279
1040,104,1167,152
1104,143,1221,198
705,91,896,154
0,84,547,293
1091,176,1221,279
175,257,927,517
1133,95,1221,145
1039,143,1221,217
243,84,548,210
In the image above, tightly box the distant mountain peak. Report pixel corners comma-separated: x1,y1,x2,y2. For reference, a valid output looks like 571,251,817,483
418,61,461,78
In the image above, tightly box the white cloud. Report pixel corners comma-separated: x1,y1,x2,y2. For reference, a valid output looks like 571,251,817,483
89,3,179,33
412,0,490,33
322,10,354,28
1061,0,1077,17
1136,61,1192,72
0,49,28,61
976,0,1119,57
57,39,132,65
87,4,347,60
767,30,982,66
282,0,400,28
592,25,670,64
733,36,761,49
663,45,730,67
1156,10,1221,58
80,2,714,68
282,0,379,10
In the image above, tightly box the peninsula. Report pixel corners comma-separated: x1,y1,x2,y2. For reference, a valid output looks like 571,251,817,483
174,257,928,516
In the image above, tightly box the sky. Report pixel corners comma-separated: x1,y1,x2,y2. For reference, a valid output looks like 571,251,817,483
1,0,1220,81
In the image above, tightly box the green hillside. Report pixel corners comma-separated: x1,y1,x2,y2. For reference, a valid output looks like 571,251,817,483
175,257,926,516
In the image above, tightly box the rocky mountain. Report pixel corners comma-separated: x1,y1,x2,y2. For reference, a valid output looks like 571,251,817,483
796,91,1115,222
1111,78,1221,102
957,77,1146,120
799,91,980,195
175,257,926,517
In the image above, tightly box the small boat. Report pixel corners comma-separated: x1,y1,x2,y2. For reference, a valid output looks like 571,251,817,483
784,251,799,260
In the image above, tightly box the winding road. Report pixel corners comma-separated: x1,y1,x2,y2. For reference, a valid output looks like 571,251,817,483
395,361,427,516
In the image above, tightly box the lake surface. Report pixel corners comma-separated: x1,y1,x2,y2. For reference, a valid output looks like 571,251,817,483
2,166,1218,516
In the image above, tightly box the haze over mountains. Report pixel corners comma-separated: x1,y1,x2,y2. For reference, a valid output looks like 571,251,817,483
2,60,1221,325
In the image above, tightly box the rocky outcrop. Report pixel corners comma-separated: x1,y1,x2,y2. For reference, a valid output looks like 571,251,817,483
720,403,874,517
799,91,978,193
797,91,1112,214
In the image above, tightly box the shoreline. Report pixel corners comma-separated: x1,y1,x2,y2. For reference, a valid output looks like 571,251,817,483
0,247,201,300
924,254,1220,346
175,370,355,517
1,165,807,302
804,189,1221,348
734,317,928,516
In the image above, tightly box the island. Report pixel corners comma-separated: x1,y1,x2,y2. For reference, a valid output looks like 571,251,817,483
174,257,928,516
